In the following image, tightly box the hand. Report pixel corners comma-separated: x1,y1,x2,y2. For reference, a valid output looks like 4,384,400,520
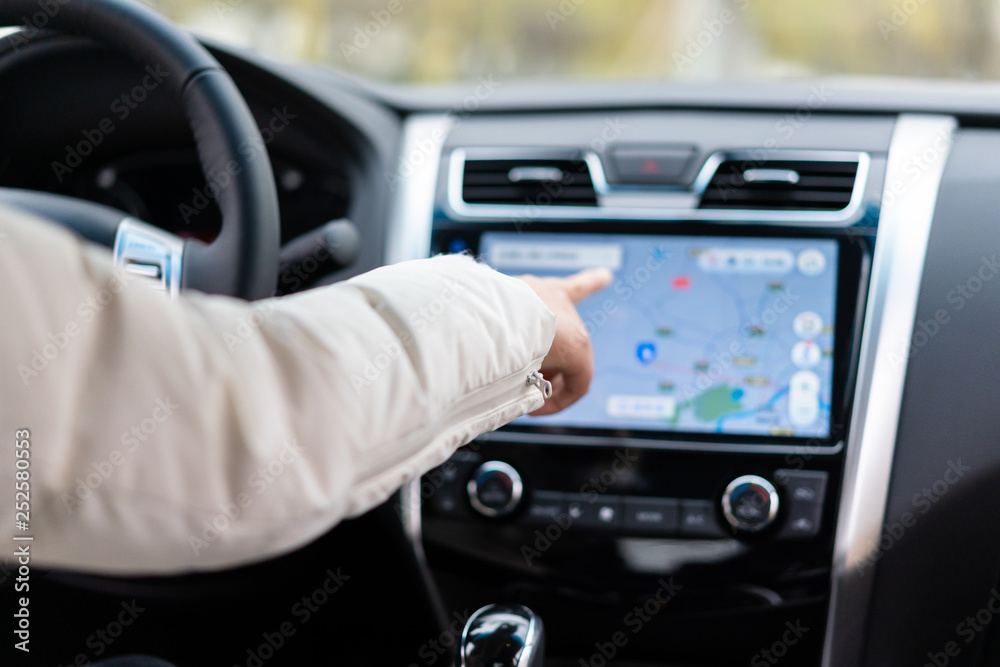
517,268,613,415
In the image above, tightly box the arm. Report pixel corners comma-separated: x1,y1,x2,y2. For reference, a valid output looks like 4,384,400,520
0,208,558,574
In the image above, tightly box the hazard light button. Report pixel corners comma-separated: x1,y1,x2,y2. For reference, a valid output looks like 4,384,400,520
608,146,697,185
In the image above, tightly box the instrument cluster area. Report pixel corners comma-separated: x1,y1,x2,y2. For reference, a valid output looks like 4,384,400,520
0,35,388,289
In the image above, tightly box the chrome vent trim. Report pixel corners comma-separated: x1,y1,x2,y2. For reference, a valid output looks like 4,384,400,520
445,147,871,226
699,157,861,211
462,156,597,206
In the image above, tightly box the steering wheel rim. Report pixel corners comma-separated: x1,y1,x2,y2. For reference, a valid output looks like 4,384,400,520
0,0,280,299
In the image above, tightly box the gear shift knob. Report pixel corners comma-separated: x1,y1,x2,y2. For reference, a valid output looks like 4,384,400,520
460,604,545,667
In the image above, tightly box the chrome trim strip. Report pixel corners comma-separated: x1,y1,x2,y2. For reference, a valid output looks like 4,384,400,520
822,115,956,666
112,218,183,298
445,147,871,226
387,115,458,628
399,478,423,543
384,113,454,265
388,113,455,546
478,429,844,456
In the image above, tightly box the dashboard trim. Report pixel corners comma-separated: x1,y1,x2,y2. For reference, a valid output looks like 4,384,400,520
445,146,872,226
390,113,455,588
478,430,845,456
384,113,453,265
822,114,957,666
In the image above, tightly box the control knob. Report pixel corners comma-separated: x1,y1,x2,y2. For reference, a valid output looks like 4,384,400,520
721,475,779,533
468,461,523,518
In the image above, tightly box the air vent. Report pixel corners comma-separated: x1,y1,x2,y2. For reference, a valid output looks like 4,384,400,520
699,159,859,211
462,158,597,206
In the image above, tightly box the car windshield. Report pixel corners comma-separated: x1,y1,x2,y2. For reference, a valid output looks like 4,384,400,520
150,0,996,84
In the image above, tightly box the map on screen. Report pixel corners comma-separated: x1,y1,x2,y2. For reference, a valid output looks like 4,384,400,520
479,232,839,438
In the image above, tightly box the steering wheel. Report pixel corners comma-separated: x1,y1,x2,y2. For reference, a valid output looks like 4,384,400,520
0,0,279,299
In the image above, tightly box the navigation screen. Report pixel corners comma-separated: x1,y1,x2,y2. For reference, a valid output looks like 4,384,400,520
480,232,839,439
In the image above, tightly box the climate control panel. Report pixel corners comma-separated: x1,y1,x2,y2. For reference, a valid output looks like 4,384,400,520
424,447,831,542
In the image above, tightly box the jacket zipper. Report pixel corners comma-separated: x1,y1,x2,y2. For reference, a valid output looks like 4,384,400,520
526,370,553,399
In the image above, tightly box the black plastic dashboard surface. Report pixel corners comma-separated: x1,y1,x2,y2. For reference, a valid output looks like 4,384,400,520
862,129,1000,667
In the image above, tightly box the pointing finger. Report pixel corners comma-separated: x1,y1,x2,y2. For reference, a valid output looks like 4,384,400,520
562,268,613,304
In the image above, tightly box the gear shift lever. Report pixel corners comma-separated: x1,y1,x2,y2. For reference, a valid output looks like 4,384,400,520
460,604,544,667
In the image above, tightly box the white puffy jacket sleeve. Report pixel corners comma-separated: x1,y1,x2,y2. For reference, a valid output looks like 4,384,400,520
0,208,556,574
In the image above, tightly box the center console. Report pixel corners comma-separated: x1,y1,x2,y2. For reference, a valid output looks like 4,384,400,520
421,225,869,665
389,109,928,666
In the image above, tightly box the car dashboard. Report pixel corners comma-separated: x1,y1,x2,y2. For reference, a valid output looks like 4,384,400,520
4,30,1000,667
404,109,894,666
399,100,1000,666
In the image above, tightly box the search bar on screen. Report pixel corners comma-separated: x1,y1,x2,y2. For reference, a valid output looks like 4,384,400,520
487,243,623,271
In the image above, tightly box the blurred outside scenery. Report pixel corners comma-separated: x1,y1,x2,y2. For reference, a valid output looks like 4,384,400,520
144,0,1000,84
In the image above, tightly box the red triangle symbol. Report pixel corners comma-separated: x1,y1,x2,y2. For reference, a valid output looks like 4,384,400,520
641,158,660,174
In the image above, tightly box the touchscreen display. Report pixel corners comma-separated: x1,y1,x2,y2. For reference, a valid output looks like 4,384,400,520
480,232,839,438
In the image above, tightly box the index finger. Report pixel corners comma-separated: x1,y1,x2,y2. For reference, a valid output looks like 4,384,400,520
562,267,613,304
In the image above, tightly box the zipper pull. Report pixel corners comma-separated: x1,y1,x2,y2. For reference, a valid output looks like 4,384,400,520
526,370,553,399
